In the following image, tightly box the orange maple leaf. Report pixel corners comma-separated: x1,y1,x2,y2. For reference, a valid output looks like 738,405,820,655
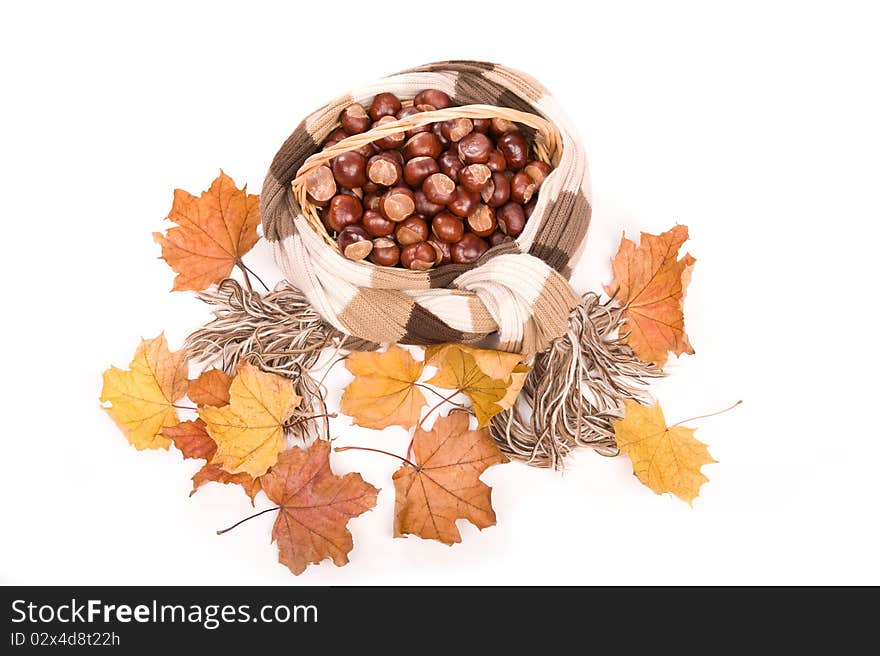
192,464,262,505
188,368,233,407
393,412,507,544
154,171,261,291
261,440,379,575
605,225,696,368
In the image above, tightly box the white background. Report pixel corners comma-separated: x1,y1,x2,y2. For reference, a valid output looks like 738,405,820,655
2,1,878,585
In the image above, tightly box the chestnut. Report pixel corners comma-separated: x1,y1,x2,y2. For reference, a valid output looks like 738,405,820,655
440,117,474,142
379,186,416,222
447,187,480,218
325,194,364,232
524,199,537,220
472,118,491,134
488,230,510,247
400,242,437,271
459,164,492,192
368,92,402,121
413,89,453,110
337,225,373,261
428,238,452,265
363,192,382,212
524,160,552,189
307,193,331,209
370,237,401,267
395,215,430,245
403,132,443,160
467,204,496,237
490,117,517,136
354,142,379,159
451,233,489,264
496,202,526,237
367,153,402,187
362,210,395,237
373,116,406,150
331,151,367,188
404,156,440,187
486,149,507,173
396,106,431,137
431,211,465,243
457,132,493,164
305,165,336,203
414,190,445,217
340,103,371,135
438,149,464,181
422,173,456,205
510,171,536,204
327,128,349,143
497,131,530,170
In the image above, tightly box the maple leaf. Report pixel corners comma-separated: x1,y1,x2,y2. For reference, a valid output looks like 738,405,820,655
191,464,262,505
163,418,216,459
612,400,716,504
188,368,233,407
425,343,524,381
605,225,696,368
393,412,507,544
200,363,301,477
426,345,528,427
153,171,261,291
340,345,427,430
100,334,188,450
261,440,378,575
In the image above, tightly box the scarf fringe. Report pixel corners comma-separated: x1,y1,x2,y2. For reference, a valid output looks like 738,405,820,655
489,293,662,468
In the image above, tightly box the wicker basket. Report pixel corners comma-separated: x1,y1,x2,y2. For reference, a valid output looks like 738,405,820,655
290,102,563,255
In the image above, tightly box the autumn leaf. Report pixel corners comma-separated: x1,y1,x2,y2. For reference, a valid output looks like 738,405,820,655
261,440,378,575
425,343,523,381
426,345,528,427
393,412,507,544
153,171,261,291
340,345,426,430
200,363,301,477
612,400,715,504
100,334,188,450
191,464,262,505
605,225,696,368
188,368,233,407
163,418,215,460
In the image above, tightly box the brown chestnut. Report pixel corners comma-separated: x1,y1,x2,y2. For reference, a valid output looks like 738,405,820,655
440,117,473,142
472,118,491,134
431,211,465,243
496,202,526,237
422,173,456,205
428,238,452,265
362,210,395,237
432,123,450,149
400,242,437,271
490,117,517,136
414,190,445,217
438,149,464,181
457,132,493,164
368,92,401,121
396,106,431,137
483,171,511,206
305,165,336,203
447,187,480,217
325,194,364,232
370,237,401,267
486,149,507,172
403,132,443,160
395,215,430,245
337,225,373,261
307,193,331,209
404,156,440,187
510,171,536,204
413,89,453,110
373,116,406,150
497,131,530,170
363,192,382,212
524,199,537,220
488,230,510,247
459,163,492,192
524,160,552,189
451,233,489,264
340,103,371,135
367,153,402,187
331,151,367,188
467,204,496,237
354,142,379,159
379,186,416,222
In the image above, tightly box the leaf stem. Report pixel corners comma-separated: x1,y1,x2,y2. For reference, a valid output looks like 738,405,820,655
418,389,463,431
235,260,255,294
172,403,198,411
239,261,270,293
334,445,417,469
216,506,280,535
285,412,337,428
669,400,742,429
415,383,469,409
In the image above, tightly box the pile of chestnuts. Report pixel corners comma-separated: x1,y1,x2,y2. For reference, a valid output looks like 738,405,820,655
304,89,552,270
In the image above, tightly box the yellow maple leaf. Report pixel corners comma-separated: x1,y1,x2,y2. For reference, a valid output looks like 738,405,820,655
340,345,426,430
200,363,301,477
426,345,528,427
100,334,188,450
612,400,716,504
425,343,524,381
